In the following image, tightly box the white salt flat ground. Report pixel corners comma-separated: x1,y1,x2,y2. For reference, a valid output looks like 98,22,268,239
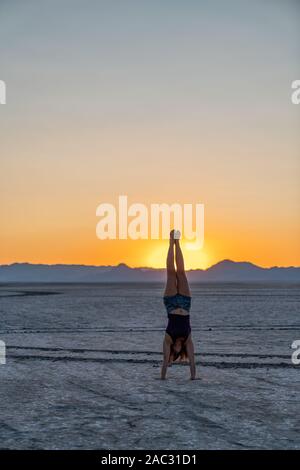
0,283,299,449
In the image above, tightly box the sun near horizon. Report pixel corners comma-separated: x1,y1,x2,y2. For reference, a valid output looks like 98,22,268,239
1,1,299,271
1,235,299,271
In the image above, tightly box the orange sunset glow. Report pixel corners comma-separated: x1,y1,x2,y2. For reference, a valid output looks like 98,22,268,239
0,2,299,270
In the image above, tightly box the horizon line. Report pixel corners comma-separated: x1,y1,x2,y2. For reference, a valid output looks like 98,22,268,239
1,259,300,271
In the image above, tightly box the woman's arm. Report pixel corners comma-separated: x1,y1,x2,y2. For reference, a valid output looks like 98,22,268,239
186,337,196,380
161,337,171,379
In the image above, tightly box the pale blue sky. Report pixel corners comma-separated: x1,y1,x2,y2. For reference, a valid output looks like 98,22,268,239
1,0,299,127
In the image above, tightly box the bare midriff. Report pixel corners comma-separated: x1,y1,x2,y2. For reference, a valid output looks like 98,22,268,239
169,308,189,316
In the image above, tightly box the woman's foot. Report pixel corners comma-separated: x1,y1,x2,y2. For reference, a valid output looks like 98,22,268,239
170,229,181,242
174,230,181,240
169,230,176,244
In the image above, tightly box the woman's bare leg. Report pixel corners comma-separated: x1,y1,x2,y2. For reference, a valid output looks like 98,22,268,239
163,235,177,296
175,238,191,296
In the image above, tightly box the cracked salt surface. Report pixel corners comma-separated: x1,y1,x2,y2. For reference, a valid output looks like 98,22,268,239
0,282,299,449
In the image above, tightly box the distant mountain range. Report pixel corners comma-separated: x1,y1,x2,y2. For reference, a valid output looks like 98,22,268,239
0,260,299,282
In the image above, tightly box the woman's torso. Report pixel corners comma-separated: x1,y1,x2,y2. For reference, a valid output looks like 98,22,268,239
164,293,192,342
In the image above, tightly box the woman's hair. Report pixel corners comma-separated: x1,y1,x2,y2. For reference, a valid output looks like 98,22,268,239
169,341,188,363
